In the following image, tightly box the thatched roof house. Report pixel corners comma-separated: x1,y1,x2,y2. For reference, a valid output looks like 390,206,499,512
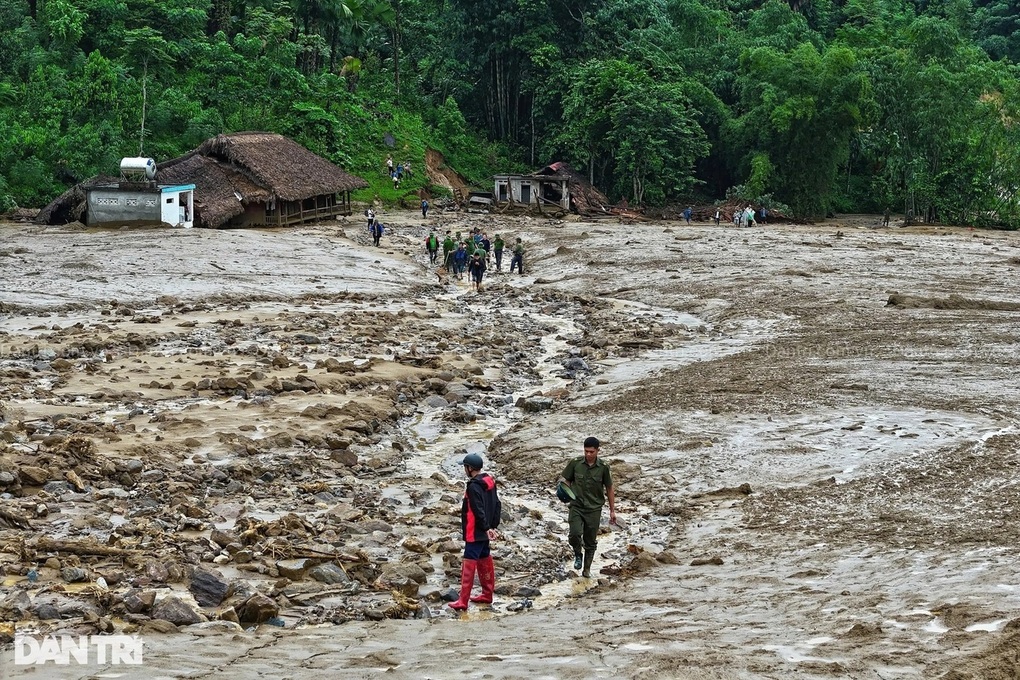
35,175,117,225
38,132,368,229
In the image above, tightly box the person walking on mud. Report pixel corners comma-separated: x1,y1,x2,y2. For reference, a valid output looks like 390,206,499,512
453,242,469,280
425,230,440,264
509,237,525,275
560,436,616,579
493,234,505,272
442,231,455,267
468,251,486,292
448,453,501,611
371,219,384,247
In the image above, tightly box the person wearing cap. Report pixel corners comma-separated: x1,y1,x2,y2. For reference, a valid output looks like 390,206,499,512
448,453,501,610
559,436,616,578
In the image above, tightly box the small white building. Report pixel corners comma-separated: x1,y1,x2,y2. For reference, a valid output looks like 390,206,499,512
86,183,195,228
493,173,571,211
82,158,195,228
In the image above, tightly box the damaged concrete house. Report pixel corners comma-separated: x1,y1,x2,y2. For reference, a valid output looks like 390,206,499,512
38,132,368,229
490,162,609,216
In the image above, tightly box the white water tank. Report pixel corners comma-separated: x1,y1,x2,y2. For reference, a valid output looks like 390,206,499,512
120,157,157,180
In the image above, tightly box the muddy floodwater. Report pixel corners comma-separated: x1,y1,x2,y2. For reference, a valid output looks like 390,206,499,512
1,213,1020,679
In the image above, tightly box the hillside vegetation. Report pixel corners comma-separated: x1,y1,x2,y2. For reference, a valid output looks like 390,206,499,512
2,0,1020,225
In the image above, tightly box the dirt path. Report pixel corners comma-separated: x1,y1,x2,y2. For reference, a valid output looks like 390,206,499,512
2,214,1020,679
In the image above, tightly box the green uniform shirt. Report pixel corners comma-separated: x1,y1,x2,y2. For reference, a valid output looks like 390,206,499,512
443,237,455,253
494,237,505,252
561,457,612,511
513,243,524,256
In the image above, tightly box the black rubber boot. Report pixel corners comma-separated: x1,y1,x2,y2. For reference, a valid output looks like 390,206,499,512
582,550,595,578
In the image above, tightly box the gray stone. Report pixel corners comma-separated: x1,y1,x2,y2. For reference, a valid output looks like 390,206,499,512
121,459,144,474
293,334,321,344
330,449,358,467
151,596,203,626
519,396,554,412
424,395,449,409
210,529,239,549
189,567,231,607
308,563,350,585
562,357,590,372
1,590,32,619
0,471,16,485
122,589,156,614
354,519,392,534
35,604,60,620
275,558,313,579
96,487,131,499
41,480,71,493
61,567,88,583
516,586,542,598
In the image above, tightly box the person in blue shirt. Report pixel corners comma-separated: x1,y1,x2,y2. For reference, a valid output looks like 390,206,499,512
453,243,469,280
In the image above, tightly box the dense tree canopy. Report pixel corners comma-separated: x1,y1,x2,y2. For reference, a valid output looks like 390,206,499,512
2,0,1020,226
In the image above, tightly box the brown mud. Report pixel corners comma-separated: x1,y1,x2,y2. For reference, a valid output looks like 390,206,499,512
1,213,1019,679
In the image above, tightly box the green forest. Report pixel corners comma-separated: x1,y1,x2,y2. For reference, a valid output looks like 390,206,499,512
2,0,1020,225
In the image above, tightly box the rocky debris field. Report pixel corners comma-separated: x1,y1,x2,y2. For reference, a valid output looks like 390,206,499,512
1,213,1020,679
0,216,692,641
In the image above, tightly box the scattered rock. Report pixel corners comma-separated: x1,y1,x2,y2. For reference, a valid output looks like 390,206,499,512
189,567,231,607
151,596,204,626
19,466,50,486
237,593,279,624
61,567,88,583
690,555,724,566
308,563,350,585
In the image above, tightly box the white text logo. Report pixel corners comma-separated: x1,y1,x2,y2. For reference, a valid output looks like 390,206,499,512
14,635,143,665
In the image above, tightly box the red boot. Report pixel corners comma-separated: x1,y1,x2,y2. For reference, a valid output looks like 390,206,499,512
448,559,478,610
470,556,495,603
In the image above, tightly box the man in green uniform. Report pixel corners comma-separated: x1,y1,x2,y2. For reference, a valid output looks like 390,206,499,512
560,436,617,578
442,231,455,269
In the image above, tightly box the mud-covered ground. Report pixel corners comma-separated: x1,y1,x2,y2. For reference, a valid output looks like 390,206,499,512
1,212,1019,679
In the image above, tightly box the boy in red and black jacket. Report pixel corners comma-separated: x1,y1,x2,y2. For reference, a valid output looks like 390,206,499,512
449,453,501,610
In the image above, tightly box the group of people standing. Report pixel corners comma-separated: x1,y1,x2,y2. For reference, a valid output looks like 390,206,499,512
427,228,526,292
448,437,617,612
385,154,412,190
706,205,769,227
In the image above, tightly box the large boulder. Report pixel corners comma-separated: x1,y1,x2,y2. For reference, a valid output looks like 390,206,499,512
189,567,231,607
151,596,203,626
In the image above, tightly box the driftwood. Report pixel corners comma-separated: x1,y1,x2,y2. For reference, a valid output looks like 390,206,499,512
0,506,32,530
32,538,139,557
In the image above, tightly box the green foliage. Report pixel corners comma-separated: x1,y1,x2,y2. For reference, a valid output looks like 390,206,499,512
1,0,1020,225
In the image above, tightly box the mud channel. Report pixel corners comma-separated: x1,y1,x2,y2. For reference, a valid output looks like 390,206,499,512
1,213,1019,679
